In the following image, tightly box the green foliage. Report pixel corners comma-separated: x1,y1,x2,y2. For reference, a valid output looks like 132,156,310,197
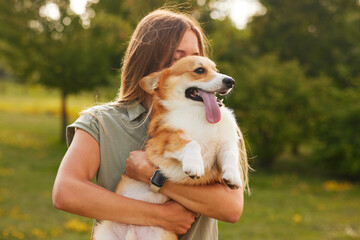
219,0,360,177
313,87,360,179
94,0,202,27
0,0,132,140
225,54,312,168
0,1,131,95
250,0,360,87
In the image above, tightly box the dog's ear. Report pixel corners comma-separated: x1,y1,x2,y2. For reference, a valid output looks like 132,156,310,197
140,71,162,94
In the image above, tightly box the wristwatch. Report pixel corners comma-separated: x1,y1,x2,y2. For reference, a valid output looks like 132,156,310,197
149,169,167,192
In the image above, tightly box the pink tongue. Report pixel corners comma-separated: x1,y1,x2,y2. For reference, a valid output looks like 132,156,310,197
198,89,221,123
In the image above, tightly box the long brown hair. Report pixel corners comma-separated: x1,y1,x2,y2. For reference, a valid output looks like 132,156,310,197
116,9,209,105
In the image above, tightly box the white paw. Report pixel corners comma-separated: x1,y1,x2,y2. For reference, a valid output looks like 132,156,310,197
222,167,242,189
179,141,204,179
182,156,204,179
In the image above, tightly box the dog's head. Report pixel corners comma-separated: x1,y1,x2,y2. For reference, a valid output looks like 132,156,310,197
140,56,235,123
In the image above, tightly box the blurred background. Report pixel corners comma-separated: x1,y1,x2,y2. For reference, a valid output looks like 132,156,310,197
0,0,359,239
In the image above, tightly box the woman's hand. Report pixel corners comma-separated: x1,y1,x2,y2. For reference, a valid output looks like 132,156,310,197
159,200,199,235
126,150,199,235
126,150,154,183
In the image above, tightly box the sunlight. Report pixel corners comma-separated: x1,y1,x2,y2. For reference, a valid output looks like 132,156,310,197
39,2,60,21
70,0,88,15
38,0,96,21
210,0,266,29
70,0,99,15
229,0,266,29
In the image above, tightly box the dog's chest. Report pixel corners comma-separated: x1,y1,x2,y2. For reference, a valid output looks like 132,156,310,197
164,106,231,148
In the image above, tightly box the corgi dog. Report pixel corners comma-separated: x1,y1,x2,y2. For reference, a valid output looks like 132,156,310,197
93,56,248,240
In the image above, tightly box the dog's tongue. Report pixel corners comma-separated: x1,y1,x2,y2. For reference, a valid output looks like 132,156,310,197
198,89,221,124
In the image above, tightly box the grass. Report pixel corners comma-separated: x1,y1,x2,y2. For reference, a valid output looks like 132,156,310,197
0,80,116,121
0,112,93,239
219,174,360,240
1,81,359,239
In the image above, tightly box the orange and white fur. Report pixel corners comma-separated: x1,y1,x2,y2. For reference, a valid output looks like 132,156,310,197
93,56,248,240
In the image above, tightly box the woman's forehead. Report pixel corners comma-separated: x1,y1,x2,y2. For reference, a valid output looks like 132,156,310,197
176,30,200,55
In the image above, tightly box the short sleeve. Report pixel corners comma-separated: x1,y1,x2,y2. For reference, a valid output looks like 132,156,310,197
66,112,100,147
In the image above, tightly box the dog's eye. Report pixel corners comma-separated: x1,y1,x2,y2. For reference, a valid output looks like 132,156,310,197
194,67,206,74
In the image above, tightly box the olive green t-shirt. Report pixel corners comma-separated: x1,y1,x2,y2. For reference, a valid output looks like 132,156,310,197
66,103,218,240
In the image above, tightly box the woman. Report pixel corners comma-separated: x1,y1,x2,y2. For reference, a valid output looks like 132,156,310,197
52,9,248,240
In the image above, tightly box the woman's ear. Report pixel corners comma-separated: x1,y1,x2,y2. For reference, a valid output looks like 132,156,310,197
139,71,162,94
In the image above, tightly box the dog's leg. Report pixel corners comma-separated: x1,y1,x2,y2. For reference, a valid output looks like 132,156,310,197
164,140,204,179
218,143,242,189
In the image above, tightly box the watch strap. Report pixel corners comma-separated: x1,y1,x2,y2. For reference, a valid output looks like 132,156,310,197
149,182,162,192
149,169,167,192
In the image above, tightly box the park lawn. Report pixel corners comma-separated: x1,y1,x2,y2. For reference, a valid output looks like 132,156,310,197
0,112,93,239
0,81,116,120
219,174,360,240
0,82,359,239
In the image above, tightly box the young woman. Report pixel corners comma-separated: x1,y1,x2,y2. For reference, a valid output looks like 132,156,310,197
52,9,248,240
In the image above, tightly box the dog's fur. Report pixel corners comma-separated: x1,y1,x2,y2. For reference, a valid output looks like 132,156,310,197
93,56,248,240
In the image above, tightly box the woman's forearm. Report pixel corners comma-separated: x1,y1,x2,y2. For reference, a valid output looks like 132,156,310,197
159,181,244,223
125,150,245,223
53,176,161,226
53,176,196,234
53,130,196,234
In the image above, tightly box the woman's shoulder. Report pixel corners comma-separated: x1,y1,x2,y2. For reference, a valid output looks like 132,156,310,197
81,102,147,123
80,103,126,118
82,103,120,113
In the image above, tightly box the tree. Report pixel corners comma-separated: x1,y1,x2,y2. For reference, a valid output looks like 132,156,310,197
249,0,360,88
311,79,360,179
0,0,132,141
243,0,360,176
225,54,312,168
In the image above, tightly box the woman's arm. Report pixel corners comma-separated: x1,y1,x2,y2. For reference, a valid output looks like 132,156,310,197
52,129,196,235
125,150,244,223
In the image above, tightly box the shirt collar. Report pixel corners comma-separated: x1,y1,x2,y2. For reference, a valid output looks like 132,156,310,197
127,103,148,122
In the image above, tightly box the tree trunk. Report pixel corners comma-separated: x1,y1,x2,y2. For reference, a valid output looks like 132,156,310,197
60,90,68,143
292,144,299,156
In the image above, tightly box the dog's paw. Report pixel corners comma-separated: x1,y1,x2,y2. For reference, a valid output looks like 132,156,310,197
180,141,204,179
182,161,204,179
222,168,242,189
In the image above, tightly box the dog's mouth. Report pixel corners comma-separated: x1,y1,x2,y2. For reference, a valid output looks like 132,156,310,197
185,87,225,124
185,88,223,107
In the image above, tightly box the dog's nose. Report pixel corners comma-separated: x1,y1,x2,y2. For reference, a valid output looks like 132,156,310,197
222,77,235,88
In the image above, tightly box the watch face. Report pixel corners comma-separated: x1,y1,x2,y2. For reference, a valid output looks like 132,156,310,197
151,170,167,187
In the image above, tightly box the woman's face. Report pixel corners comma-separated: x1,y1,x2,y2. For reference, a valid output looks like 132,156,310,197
170,30,200,66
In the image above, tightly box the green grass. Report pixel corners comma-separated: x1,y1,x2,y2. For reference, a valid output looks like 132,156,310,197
0,112,93,239
0,80,116,120
219,174,360,240
0,81,359,239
